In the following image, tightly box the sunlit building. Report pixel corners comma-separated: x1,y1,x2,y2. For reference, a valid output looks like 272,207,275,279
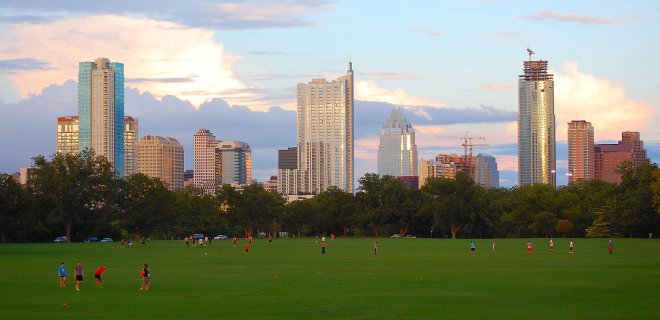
594,131,649,184
137,135,184,191
193,129,252,194
567,120,594,183
56,116,79,155
518,57,555,186
123,116,138,176
377,108,418,177
78,58,125,176
279,62,354,194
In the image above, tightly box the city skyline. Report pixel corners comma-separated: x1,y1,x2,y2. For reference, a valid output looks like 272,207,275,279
1,1,659,187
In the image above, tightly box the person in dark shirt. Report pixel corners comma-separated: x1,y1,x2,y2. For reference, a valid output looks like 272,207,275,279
140,264,150,291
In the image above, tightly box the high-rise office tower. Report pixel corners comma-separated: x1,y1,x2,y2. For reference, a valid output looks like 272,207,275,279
567,120,594,183
193,129,252,194
124,116,138,176
78,58,125,176
56,116,79,155
473,153,499,188
518,55,555,186
137,135,184,191
377,108,418,177
295,62,354,194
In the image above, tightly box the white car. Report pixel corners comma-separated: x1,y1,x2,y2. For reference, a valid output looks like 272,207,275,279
390,234,401,238
214,235,228,240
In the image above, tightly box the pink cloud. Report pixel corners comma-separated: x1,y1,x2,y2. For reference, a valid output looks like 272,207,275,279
411,28,443,37
522,9,616,24
553,61,656,141
480,83,515,91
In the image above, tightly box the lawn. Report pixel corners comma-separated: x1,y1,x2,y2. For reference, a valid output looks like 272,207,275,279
0,238,658,319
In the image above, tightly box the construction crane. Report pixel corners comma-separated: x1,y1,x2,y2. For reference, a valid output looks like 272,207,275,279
461,134,488,178
527,47,535,61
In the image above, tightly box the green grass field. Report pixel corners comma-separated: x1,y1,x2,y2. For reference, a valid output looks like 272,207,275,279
0,238,659,319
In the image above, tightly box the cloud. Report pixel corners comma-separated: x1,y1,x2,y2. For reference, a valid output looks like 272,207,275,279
480,83,515,91
0,58,53,71
356,81,443,107
248,51,290,55
0,15,266,108
411,28,443,37
553,61,656,141
0,0,331,30
521,9,616,24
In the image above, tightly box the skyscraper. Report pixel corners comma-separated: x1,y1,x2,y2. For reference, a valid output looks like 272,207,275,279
193,129,252,194
377,108,418,177
124,116,138,176
78,58,125,176
567,120,594,183
518,56,555,186
137,135,184,191
56,116,79,155
295,62,354,194
473,153,499,188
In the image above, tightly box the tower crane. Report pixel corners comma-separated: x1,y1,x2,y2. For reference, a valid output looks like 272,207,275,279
461,134,488,178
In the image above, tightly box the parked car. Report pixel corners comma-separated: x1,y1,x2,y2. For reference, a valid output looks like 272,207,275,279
390,234,401,238
193,233,204,240
100,237,113,242
214,235,228,240
53,236,67,243
84,236,99,242
405,234,417,239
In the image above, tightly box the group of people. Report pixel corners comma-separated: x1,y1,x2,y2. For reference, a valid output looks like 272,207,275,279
58,262,150,291
468,239,615,254
184,235,212,247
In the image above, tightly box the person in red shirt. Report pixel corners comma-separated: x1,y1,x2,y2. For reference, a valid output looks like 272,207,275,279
321,240,326,254
244,242,249,254
232,236,237,247
94,266,107,288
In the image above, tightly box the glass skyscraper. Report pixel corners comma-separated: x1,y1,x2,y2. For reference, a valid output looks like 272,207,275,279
473,153,499,188
78,58,125,176
518,58,555,186
377,108,417,177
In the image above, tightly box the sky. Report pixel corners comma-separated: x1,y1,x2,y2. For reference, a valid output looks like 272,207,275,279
1,0,659,187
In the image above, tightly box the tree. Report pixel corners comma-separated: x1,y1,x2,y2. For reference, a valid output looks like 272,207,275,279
281,199,314,237
220,184,284,237
421,173,481,239
555,219,574,237
356,173,406,237
173,185,222,237
311,187,356,236
28,151,116,242
0,174,29,243
500,184,555,237
117,173,176,238
532,212,556,237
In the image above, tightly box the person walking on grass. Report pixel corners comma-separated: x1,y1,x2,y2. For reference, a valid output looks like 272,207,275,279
233,236,237,247
527,240,533,255
549,239,554,252
374,241,378,255
74,261,83,291
492,239,497,252
608,240,614,254
470,240,476,253
321,239,326,254
244,241,249,254
58,262,67,287
140,264,150,291
569,240,574,254
94,266,106,288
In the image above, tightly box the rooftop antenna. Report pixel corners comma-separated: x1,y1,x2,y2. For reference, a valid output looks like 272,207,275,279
348,55,353,72
526,47,535,61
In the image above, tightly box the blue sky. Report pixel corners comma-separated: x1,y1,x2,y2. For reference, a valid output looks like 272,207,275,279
1,0,658,187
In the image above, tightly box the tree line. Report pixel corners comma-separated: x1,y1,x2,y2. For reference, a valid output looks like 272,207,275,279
1,151,660,243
